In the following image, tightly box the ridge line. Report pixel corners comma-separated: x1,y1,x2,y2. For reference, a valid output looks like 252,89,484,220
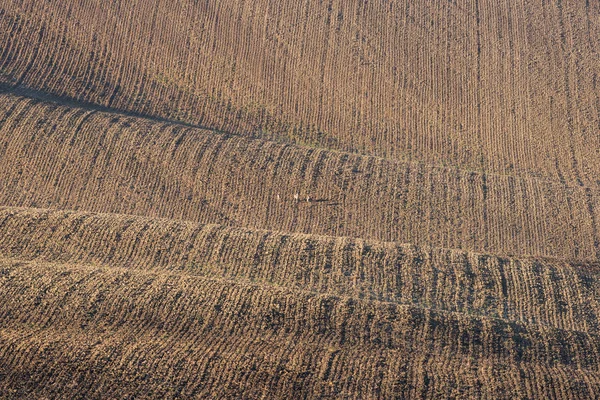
1,85,599,194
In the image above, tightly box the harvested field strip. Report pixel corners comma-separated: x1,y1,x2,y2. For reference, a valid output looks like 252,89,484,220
1,207,599,335
1,257,599,399
3,325,600,400
1,1,599,185
1,93,600,260
3,257,600,370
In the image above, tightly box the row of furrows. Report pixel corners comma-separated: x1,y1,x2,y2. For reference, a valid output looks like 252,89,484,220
0,257,599,399
0,1,599,398
0,92,599,260
0,206,598,335
3,324,599,399
1,0,599,185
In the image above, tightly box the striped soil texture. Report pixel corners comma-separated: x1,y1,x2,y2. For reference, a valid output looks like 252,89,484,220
0,0,599,398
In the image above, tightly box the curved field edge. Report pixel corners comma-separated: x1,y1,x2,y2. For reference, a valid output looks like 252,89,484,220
0,257,599,399
0,206,598,334
0,92,599,260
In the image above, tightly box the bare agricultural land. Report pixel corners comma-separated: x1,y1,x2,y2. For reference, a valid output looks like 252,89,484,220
0,92,599,261
0,0,599,398
1,0,599,184
0,207,599,398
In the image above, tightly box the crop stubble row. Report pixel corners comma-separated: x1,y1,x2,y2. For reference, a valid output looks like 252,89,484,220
0,230,599,398
0,206,598,336
3,311,598,399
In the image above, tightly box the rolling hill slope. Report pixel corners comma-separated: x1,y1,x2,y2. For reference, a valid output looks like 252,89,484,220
0,207,599,398
1,0,600,184
0,90,599,260
0,0,599,398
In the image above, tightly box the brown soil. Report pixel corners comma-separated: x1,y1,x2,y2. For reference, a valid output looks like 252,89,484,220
0,0,599,398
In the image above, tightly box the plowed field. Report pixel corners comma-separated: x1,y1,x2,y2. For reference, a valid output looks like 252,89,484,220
0,0,599,398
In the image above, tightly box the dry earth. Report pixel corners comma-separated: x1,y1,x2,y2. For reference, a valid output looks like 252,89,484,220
0,0,599,398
